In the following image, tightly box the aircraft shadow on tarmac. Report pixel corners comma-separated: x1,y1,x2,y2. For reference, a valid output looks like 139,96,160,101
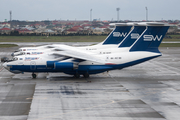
47,75,93,82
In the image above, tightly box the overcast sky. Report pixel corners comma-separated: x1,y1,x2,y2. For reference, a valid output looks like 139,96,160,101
0,0,179,21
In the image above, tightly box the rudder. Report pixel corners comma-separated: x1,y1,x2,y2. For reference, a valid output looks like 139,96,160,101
130,25,169,52
118,26,146,47
102,24,132,45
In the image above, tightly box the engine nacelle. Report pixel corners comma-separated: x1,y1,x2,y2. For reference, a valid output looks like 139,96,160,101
54,62,78,70
46,61,59,68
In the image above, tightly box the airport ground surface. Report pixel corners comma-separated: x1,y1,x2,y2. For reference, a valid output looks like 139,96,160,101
0,44,180,120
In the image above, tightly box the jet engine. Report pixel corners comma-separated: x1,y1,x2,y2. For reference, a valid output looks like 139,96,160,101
46,61,59,68
54,62,78,70
46,61,78,70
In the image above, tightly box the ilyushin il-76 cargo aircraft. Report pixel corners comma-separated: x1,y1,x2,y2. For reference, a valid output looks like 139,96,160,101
3,22,170,78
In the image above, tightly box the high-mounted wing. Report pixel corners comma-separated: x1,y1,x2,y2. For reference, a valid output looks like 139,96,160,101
52,48,107,64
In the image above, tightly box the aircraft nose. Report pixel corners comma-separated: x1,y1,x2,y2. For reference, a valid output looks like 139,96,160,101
3,62,10,71
3,62,7,68
11,53,14,56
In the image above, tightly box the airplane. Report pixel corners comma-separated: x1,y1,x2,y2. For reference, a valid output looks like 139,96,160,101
11,45,53,56
3,22,170,79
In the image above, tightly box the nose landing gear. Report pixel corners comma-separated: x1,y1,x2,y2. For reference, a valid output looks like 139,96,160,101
74,72,90,78
32,73,37,79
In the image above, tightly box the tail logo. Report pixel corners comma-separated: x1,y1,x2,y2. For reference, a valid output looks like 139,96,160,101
143,35,162,41
113,32,127,37
131,33,139,39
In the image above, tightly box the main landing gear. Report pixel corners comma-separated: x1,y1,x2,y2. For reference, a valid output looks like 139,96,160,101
83,72,89,78
32,73,37,79
74,72,90,78
74,73,80,78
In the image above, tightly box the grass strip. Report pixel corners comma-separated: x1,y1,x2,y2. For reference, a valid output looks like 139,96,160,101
160,43,180,47
0,44,18,48
0,36,106,42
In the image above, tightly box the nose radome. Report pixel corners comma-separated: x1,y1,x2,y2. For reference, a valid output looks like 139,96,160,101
11,53,14,56
3,62,7,68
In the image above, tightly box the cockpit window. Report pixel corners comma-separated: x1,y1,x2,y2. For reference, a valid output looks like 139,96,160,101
13,57,18,61
20,52,24,55
20,52,25,55
55,49,63,51
14,49,22,53
14,52,25,56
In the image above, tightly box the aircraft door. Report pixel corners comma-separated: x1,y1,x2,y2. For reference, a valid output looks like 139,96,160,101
30,61,36,70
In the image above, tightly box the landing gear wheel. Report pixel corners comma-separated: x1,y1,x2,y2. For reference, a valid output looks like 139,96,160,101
32,73,37,79
83,73,89,78
74,73,80,78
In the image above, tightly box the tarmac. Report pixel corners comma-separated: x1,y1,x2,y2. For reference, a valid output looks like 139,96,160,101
0,45,180,120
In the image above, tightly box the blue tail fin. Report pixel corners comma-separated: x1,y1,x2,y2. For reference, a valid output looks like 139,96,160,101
102,24,132,45
130,25,169,52
118,26,146,47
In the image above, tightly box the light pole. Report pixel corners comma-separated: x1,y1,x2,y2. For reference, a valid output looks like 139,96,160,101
90,9,92,22
116,8,120,22
10,10,12,29
145,7,148,21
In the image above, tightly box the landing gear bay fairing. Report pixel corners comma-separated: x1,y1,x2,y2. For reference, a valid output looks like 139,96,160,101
3,22,170,78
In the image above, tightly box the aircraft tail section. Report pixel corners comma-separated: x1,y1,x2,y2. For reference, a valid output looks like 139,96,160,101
129,23,169,53
102,23,132,45
118,26,146,47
